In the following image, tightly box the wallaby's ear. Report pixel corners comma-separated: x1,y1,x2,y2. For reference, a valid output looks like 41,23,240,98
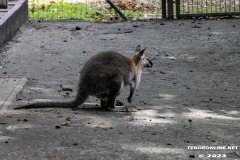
138,48,146,56
135,45,141,52
133,47,146,64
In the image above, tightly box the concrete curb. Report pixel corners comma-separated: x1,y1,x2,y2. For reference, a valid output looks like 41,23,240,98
0,78,28,110
0,0,28,47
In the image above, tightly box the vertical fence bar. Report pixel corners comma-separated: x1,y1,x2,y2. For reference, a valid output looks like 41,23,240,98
167,0,174,18
183,0,185,14
206,0,208,13
162,0,166,18
176,0,180,18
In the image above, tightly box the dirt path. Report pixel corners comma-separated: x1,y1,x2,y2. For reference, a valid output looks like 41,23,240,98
0,19,240,159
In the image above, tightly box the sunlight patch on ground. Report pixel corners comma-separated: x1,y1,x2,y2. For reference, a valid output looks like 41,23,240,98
183,108,240,120
5,124,34,132
0,135,16,142
132,146,185,154
128,109,176,125
74,113,113,129
157,94,177,101
220,110,240,116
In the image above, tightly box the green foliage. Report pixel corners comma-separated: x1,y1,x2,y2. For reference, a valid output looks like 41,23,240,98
28,2,107,21
28,1,160,22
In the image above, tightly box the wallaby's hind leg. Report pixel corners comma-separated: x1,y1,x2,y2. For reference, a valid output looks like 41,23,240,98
104,81,123,111
101,100,107,108
105,95,117,111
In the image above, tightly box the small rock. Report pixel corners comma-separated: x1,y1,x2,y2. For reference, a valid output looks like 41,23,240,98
61,122,70,127
189,155,195,158
61,85,73,92
192,25,201,28
156,116,166,119
124,29,132,33
66,117,71,121
73,142,78,146
151,131,158,135
55,125,61,129
75,26,81,30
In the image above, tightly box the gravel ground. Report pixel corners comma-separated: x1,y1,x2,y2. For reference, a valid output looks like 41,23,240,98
0,19,240,160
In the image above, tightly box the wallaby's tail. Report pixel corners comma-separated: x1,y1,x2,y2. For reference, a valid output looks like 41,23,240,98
14,90,88,110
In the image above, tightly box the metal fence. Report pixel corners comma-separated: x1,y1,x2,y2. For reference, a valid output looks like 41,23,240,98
28,0,240,21
176,0,240,18
28,0,163,21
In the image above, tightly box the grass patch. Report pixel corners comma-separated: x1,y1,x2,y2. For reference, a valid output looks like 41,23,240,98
29,2,109,21
28,1,161,22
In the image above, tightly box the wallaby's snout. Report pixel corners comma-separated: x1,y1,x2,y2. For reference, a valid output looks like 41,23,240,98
144,58,153,68
140,53,153,68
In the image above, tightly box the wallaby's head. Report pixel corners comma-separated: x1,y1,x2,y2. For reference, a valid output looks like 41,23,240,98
133,45,153,68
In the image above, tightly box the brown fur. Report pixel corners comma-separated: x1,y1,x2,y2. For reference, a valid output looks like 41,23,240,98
15,45,153,111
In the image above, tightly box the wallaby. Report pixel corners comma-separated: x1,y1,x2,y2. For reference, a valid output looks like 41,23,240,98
15,45,153,111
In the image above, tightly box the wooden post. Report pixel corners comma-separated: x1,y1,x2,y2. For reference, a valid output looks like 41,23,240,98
162,0,166,18
0,0,8,9
176,0,181,18
167,0,174,19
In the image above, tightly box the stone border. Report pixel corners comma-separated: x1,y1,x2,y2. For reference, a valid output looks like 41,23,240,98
0,78,28,110
0,0,28,47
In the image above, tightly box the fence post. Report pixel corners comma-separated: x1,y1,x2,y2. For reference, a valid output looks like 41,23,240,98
167,0,174,19
176,0,180,18
0,0,8,9
162,0,166,18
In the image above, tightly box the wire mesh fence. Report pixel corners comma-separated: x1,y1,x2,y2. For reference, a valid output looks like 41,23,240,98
28,0,240,21
28,0,163,21
177,0,240,18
